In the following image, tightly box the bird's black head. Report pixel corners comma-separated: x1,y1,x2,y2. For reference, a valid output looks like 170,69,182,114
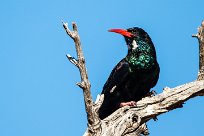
109,27,153,50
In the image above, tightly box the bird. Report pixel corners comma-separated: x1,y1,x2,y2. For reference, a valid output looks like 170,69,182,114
98,27,160,119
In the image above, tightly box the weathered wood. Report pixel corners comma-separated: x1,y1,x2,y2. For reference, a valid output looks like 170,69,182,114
63,22,101,134
84,80,204,136
193,20,204,80
63,21,204,136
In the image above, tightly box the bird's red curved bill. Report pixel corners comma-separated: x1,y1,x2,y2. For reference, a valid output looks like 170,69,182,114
108,29,134,38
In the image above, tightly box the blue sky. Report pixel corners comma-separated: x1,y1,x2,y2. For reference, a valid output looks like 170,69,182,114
0,0,204,135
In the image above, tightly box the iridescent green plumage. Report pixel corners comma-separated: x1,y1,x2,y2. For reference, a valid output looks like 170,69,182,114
99,27,160,119
126,43,156,71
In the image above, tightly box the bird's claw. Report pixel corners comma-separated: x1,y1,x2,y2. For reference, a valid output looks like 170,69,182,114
119,101,137,107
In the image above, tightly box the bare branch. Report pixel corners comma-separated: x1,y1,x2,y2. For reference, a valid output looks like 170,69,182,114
83,80,204,136
63,21,101,134
192,20,204,80
63,20,204,136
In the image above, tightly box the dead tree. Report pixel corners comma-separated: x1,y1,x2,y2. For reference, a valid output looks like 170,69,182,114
62,21,204,136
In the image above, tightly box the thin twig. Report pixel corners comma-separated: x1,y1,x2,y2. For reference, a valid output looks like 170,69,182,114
66,54,79,67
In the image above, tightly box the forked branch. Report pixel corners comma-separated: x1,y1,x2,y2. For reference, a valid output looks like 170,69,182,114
63,21,204,136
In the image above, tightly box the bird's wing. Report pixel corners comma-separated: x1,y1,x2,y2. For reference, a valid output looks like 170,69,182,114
101,58,130,95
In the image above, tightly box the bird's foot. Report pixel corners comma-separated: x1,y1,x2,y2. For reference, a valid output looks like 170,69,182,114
119,101,137,107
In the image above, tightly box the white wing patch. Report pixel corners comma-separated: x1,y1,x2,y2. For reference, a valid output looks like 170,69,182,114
110,85,117,93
